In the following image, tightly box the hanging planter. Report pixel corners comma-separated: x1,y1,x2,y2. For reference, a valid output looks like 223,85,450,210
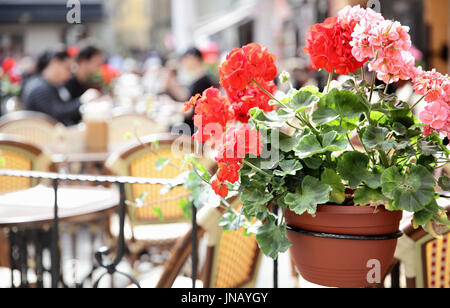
167,4,450,289
285,205,403,288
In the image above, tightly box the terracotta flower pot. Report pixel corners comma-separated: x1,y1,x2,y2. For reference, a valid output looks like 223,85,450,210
285,205,403,288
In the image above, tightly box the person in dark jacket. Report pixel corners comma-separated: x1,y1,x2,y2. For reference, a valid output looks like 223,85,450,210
21,50,84,126
180,48,215,134
65,45,104,100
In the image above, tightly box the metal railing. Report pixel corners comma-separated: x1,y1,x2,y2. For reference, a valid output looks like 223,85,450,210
0,168,189,288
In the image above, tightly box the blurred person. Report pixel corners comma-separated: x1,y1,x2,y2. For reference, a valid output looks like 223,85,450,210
180,47,216,133
180,47,215,98
160,58,189,102
65,45,104,100
21,49,97,126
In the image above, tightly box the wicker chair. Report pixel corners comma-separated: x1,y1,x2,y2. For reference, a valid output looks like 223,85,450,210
0,134,54,193
0,135,54,284
135,199,262,288
105,133,214,262
0,111,64,148
108,113,167,149
394,200,450,288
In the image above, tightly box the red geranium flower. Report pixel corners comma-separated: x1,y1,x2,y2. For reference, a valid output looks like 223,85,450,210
216,124,263,164
8,73,21,84
2,58,16,72
67,46,79,58
219,43,277,95
304,17,365,75
212,180,229,198
185,87,235,143
210,124,263,196
100,64,119,84
217,161,241,184
230,82,277,123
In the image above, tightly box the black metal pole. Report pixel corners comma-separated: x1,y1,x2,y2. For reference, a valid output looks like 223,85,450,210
93,183,141,288
51,179,60,288
113,183,126,267
192,203,197,288
391,262,401,288
273,204,279,289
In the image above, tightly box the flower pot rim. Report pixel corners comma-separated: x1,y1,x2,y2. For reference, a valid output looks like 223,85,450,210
286,225,403,241
314,204,396,215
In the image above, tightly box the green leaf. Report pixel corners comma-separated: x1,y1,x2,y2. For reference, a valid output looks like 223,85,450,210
240,189,273,217
362,126,395,151
185,156,211,182
152,140,160,150
354,187,390,206
256,215,292,259
321,169,345,204
290,89,320,112
381,166,436,212
362,166,384,189
153,207,164,221
123,132,132,140
284,176,332,215
417,155,436,173
274,160,303,177
136,192,148,207
302,157,323,170
438,176,450,191
0,157,5,168
417,140,439,156
250,108,294,129
392,122,408,136
279,132,301,152
179,199,192,220
219,209,245,231
155,157,170,171
294,131,348,159
413,200,439,229
312,89,368,125
337,152,369,189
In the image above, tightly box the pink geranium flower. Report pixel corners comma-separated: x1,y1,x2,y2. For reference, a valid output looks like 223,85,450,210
419,102,450,137
413,68,450,105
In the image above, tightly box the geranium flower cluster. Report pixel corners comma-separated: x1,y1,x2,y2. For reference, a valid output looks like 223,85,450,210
185,43,271,197
1,57,21,84
414,68,450,137
183,87,235,143
219,43,277,123
99,64,120,84
340,5,415,84
303,16,365,75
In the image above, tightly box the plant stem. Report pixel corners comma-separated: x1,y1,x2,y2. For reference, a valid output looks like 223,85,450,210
286,122,301,131
409,96,425,112
346,133,357,151
296,114,321,141
384,78,390,94
357,129,377,165
326,70,334,93
378,150,390,168
251,78,289,109
243,160,272,178
369,70,377,103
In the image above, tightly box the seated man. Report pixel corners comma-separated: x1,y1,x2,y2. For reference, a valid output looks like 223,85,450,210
65,45,104,101
21,49,98,126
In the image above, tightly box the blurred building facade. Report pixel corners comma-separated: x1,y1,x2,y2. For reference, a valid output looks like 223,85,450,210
0,0,447,73
0,0,108,57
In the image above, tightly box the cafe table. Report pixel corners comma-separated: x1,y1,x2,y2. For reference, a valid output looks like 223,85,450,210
0,185,119,288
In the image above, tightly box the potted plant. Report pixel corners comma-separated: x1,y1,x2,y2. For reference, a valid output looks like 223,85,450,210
160,5,450,288
0,57,21,115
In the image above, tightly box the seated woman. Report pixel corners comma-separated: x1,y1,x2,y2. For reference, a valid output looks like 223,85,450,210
21,49,98,126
